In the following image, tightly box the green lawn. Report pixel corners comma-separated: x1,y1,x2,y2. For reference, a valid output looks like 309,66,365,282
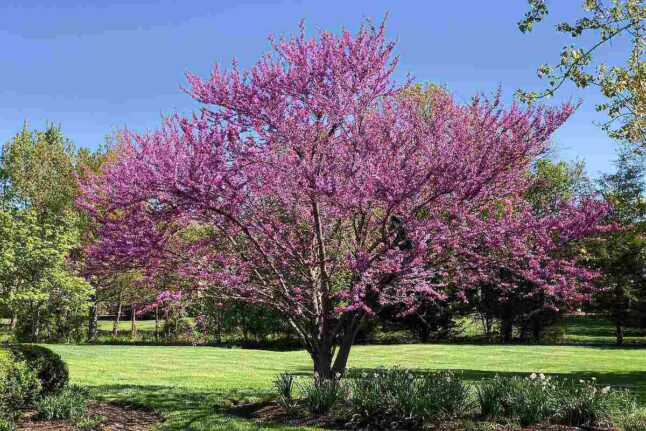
47,343,646,431
97,318,162,333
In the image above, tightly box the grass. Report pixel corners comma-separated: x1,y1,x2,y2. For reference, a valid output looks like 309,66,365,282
46,343,646,431
452,314,646,345
96,319,164,333
561,315,646,344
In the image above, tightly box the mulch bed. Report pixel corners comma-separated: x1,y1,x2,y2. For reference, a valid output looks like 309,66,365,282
224,401,613,431
17,402,163,431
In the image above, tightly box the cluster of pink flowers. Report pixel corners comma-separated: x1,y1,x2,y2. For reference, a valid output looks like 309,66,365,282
77,18,608,374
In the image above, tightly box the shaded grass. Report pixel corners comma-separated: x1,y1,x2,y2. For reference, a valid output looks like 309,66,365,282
46,343,646,430
561,315,646,344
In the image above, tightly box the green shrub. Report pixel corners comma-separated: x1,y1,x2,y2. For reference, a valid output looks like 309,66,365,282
0,358,41,418
73,414,107,431
557,378,636,427
344,368,471,427
0,416,16,431
476,374,638,427
345,370,385,418
476,374,560,425
34,385,89,420
300,375,346,414
611,409,646,431
11,345,69,395
274,372,295,405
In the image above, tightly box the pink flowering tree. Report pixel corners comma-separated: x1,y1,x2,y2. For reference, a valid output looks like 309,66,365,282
79,20,607,378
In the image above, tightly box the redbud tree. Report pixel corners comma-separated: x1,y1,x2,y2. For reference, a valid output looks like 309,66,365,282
79,20,607,378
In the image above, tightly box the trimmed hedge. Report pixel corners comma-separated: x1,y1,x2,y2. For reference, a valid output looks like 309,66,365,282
11,345,68,396
0,347,41,420
0,344,69,423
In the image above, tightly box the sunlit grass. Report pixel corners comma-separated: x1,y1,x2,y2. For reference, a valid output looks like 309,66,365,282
47,343,646,430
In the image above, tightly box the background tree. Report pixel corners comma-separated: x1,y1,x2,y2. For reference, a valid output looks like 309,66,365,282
585,146,646,344
518,0,646,148
0,123,94,341
79,20,608,378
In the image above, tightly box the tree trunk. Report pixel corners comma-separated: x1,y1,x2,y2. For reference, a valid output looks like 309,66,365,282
88,298,98,341
155,306,160,342
32,307,41,343
310,312,364,380
9,314,17,331
130,306,137,338
615,321,624,346
113,299,122,337
500,318,513,344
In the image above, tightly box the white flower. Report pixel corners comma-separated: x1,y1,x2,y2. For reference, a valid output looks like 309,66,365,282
539,373,545,380
335,372,341,379
579,380,585,383
601,386,611,394
591,377,596,381
530,373,537,379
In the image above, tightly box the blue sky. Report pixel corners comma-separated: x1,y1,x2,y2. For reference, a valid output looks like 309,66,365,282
0,0,631,176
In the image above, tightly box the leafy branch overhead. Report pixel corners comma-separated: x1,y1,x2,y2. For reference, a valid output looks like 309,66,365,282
518,0,646,148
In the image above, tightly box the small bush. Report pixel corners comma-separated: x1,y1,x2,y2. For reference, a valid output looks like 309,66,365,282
557,378,636,426
34,385,89,421
0,416,16,431
611,409,646,431
73,414,107,431
300,375,345,414
0,360,41,417
12,345,69,396
274,372,295,405
476,373,560,425
345,368,471,427
345,370,385,418
272,368,640,429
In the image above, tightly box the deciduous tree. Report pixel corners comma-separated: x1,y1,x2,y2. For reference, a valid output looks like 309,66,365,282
79,20,608,378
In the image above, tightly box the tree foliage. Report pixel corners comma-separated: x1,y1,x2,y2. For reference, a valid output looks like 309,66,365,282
0,124,93,342
518,0,646,148
79,20,608,377
585,146,646,343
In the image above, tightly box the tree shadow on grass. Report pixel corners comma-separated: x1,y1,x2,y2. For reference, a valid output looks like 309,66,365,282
86,384,311,431
85,366,646,430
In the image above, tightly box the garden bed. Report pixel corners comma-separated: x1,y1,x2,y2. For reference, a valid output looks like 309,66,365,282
16,402,163,431
226,400,595,430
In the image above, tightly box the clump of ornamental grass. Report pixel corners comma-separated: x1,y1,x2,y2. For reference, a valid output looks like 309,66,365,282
0,416,16,431
476,374,640,428
73,414,107,431
274,372,298,411
557,378,637,427
610,408,646,431
274,368,640,429
476,373,561,425
344,368,472,428
34,385,89,421
300,373,346,414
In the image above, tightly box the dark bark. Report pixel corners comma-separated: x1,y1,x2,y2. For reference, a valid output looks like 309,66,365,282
112,299,122,337
155,306,160,342
130,306,137,338
500,318,514,343
88,297,98,341
309,312,365,380
616,321,624,346
32,307,41,343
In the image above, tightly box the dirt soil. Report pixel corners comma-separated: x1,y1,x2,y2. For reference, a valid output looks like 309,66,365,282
17,402,163,431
